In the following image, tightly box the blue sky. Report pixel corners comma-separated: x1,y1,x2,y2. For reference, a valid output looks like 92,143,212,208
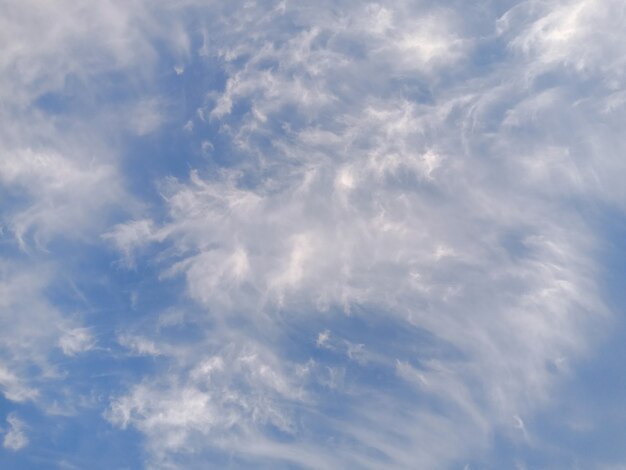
1,1,626,468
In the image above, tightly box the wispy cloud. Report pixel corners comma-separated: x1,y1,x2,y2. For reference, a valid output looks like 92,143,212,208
3,414,28,451
2,0,626,468
102,0,617,467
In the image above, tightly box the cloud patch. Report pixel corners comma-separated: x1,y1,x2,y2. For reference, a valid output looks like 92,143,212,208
2,414,28,451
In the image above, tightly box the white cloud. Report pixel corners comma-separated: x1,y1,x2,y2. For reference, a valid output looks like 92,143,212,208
316,330,331,348
128,98,166,136
0,365,38,404
117,333,162,357
0,149,123,249
102,219,161,267
0,0,194,251
96,0,626,466
3,413,28,451
0,0,181,418
0,264,78,403
106,341,306,467
59,328,94,357
504,0,626,73
1,0,624,467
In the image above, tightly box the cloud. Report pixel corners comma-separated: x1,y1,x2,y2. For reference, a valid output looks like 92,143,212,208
101,0,617,467
1,0,625,468
0,0,199,250
502,0,626,74
106,340,308,468
128,98,167,136
0,0,178,416
59,328,95,357
0,365,38,404
0,262,109,419
102,219,161,268
117,333,162,357
3,413,28,451
0,148,123,249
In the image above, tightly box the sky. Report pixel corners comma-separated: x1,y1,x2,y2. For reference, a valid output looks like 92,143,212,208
1,1,626,469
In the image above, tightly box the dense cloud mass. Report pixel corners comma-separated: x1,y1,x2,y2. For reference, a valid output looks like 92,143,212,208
1,1,626,469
